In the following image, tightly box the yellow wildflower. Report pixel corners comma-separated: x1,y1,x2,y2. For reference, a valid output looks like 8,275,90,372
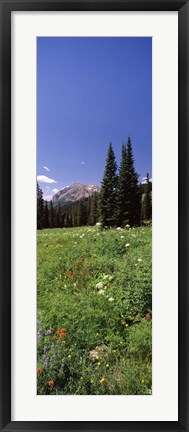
99,376,105,384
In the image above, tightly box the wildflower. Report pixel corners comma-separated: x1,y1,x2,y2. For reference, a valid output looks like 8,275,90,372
68,354,71,359
95,355,99,360
116,227,122,230
96,332,99,336
90,379,94,383
145,313,151,320
121,235,124,239
99,376,105,384
125,224,130,229
48,380,54,387
96,222,102,227
37,328,42,340
137,258,142,263
96,282,103,289
141,379,145,384
98,289,105,295
37,367,41,374
106,364,109,368
125,323,129,328
45,329,52,336
125,243,130,248
57,328,66,338
108,297,114,302
80,376,83,380
97,362,101,366
103,275,109,280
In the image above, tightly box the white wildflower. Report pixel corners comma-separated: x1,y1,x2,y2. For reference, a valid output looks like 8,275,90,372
108,297,114,302
98,289,105,295
96,222,102,227
137,258,142,262
96,282,103,289
125,224,130,229
121,235,124,239
125,243,130,248
116,227,122,230
103,275,109,280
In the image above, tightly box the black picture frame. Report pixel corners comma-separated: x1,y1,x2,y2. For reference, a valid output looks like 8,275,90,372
0,1,188,431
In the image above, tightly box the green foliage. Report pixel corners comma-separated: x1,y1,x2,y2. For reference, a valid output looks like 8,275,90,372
141,173,152,221
37,225,152,395
99,143,118,226
117,143,127,226
124,137,141,225
37,182,44,229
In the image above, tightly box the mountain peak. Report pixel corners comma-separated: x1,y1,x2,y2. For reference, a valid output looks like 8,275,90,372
52,183,100,205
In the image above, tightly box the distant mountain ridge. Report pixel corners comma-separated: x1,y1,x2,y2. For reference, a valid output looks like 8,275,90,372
52,183,100,205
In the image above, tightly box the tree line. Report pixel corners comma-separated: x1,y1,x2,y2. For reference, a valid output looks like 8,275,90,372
37,138,152,229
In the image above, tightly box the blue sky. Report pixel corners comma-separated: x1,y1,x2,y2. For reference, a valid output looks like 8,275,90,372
37,37,152,201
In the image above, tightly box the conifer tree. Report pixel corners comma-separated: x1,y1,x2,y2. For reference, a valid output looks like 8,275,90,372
117,143,127,226
44,200,49,228
50,201,55,228
56,204,61,228
37,182,44,229
99,142,118,226
125,137,141,225
91,192,99,225
142,173,152,220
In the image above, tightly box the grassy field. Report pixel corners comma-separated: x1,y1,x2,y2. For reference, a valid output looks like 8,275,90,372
37,225,152,395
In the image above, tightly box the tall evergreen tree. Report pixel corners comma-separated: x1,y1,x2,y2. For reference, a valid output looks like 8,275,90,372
91,192,99,225
56,204,61,228
125,137,141,225
142,173,152,221
99,142,118,226
44,200,50,228
37,182,44,229
117,143,127,226
50,201,55,228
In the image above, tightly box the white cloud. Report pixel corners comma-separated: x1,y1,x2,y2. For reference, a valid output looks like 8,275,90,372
44,166,50,172
43,195,53,202
81,161,85,165
52,188,59,194
37,175,57,184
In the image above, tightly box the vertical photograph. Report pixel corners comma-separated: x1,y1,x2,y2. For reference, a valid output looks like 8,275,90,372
37,37,152,395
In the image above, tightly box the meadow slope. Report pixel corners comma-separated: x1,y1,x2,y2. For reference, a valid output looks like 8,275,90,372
37,225,152,395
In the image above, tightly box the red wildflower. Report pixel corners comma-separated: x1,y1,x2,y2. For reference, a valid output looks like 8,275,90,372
145,313,151,320
37,367,42,374
48,380,54,387
56,328,66,338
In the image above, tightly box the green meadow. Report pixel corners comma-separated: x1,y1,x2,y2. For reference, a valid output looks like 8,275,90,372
37,225,152,395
